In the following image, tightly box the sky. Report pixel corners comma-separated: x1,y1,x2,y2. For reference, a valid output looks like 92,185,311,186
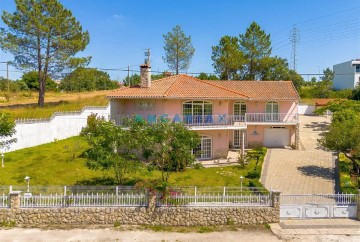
0,0,359,82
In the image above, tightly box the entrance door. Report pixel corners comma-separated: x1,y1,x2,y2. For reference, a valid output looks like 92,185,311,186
233,130,246,148
265,101,279,122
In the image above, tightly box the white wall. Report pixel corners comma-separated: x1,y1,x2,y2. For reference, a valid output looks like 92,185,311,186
333,61,355,90
8,106,110,152
298,104,315,115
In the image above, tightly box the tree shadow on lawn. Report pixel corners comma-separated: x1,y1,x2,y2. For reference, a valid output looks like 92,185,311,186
297,165,335,181
75,177,140,186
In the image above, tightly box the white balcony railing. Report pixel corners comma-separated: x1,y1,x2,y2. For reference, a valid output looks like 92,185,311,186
113,113,298,127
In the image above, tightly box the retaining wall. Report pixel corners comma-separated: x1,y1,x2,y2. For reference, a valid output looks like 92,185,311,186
0,192,280,226
7,105,110,152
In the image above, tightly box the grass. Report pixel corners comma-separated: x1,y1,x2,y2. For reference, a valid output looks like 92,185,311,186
338,153,358,194
0,136,266,189
0,90,109,119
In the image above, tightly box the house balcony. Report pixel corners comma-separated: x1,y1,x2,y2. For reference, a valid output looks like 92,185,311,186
113,113,298,130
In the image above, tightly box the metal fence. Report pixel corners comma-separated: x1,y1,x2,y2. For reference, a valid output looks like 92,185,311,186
0,193,8,208
156,186,271,207
280,194,358,205
20,192,148,208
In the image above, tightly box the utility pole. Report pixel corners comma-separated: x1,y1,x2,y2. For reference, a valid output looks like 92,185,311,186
127,65,130,87
289,25,300,71
0,61,10,91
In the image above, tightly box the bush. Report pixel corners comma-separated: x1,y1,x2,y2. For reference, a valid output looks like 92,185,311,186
21,71,57,91
245,169,261,179
192,162,204,169
60,67,118,92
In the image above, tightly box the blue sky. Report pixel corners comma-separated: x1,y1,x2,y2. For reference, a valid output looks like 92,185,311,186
0,0,359,82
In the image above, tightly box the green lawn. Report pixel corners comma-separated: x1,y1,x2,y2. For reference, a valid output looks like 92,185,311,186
0,136,265,189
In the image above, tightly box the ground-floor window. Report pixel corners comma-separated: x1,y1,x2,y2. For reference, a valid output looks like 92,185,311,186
193,135,212,159
233,130,246,148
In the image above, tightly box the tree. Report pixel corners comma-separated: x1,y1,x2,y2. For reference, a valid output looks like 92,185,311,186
0,0,90,106
319,110,360,175
196,72,219,80
351,85,360,100
0,113,17,150
211,35,245,80
322,67,335,82
122,74,141,87
239,22,272,80
21,71,57,91
163,25,195,75
60,67,117,92
141,121,200,182
81,115,140,185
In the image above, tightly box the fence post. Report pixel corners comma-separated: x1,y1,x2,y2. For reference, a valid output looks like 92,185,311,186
357,190,360,220
116,186,119,196
194,186,197,204
9,191,21,209
271,190,281,208
64,186,67,196
147,190,157,211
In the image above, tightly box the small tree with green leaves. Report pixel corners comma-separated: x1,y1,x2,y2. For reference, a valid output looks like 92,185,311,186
163,25,195,75
140,121,200,182
319,110,360,175
0,113,17,151
81,115,139,185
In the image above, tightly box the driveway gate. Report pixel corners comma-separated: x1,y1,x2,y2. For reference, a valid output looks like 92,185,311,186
280,194,358,219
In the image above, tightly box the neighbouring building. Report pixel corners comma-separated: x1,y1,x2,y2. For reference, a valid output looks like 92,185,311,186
333,59,360,90
107,64,300,160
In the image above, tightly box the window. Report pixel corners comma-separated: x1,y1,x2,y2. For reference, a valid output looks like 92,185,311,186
136,101,154,111
233,130,246,148
356,65,360,73
265,101,279,122
234,102,247,115
183,101,212,116
193,135,212,159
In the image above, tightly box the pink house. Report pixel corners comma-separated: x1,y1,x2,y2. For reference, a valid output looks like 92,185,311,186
108,65,300,160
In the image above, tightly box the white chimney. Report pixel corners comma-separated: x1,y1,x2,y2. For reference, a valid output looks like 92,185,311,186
140,64,151,88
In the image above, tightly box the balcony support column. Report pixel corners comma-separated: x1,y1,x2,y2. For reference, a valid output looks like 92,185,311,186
295,123,300,150
241,130,245,156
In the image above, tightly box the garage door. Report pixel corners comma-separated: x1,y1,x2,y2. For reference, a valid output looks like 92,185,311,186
264,128,290,147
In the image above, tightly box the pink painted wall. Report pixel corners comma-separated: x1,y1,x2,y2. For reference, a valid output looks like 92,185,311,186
198,130,230,159
110,98,298,117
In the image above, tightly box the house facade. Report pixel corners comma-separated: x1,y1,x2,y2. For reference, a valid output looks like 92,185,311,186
333,59,360,90
108,65,300,160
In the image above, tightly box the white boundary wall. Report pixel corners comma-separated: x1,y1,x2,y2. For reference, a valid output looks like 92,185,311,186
298,104,315,115
8,105,110,152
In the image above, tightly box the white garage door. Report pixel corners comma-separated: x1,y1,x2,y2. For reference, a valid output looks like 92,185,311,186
264,128,290,147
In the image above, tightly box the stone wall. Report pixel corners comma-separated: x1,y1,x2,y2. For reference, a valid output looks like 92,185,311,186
0,193,280,227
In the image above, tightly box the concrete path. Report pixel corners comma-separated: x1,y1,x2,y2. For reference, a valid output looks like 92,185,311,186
271,219,360,241
261,115,336,194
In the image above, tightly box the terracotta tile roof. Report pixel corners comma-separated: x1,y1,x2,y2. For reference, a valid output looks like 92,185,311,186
313,99,338,106
107,74,299,100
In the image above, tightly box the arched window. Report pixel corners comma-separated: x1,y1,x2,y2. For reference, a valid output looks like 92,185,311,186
183,101,212,116
193,135,212,159
234,101,247,115
266,101,279,113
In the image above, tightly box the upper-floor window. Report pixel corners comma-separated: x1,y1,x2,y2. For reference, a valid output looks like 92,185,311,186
183,101,212,116
266,101,279,114
356,65,360,73
234,101,247,115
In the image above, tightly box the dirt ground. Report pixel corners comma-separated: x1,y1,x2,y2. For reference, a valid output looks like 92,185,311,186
0,227,281,242
1,227,360,242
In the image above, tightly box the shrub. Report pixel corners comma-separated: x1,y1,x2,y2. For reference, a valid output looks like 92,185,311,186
245,169,261,179
192,162,204,169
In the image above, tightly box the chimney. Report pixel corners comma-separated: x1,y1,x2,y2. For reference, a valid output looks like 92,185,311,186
140,63,151,88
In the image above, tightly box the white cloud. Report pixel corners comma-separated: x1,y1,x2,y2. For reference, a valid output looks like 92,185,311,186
112,14,125,20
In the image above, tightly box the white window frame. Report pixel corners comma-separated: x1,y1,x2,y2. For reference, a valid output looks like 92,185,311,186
182,101,213,116
193,135,212,160
233,101,247,115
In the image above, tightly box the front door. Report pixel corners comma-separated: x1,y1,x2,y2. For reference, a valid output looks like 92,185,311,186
233,130,246,148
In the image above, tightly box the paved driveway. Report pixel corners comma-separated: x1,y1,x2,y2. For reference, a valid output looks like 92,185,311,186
261,115,335,194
